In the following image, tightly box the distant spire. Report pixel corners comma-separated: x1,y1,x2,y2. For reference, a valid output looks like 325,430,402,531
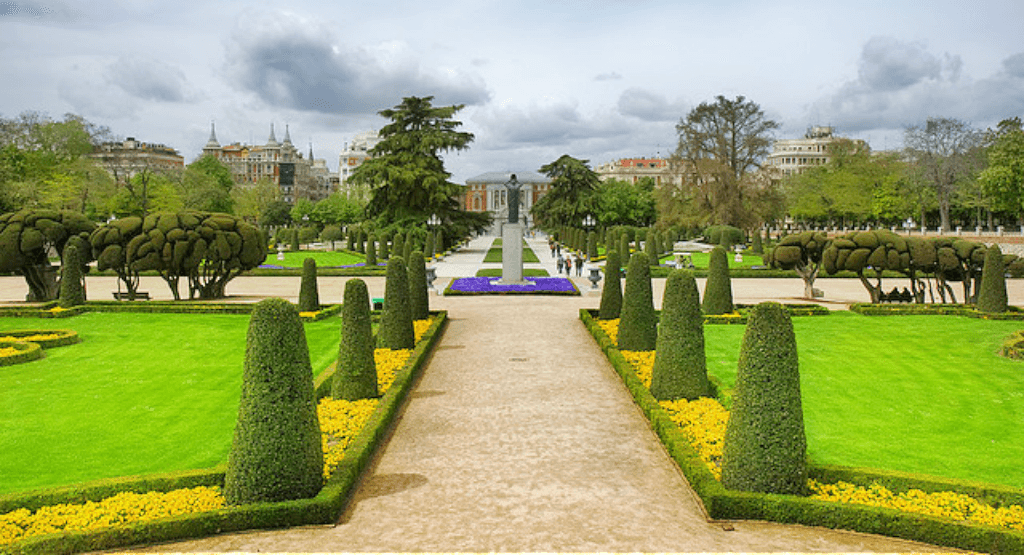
309,140,314,160
204,121,220,149
283,124,292,145
267,123,278,146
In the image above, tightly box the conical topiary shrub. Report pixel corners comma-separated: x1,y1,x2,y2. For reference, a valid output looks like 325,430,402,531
365,233,377,267
424,233,435,261
650,269,712,400
598,249,623,319
721,301,807,495
586,231,597,261
346,229,355,251
333,279,378,400
402,231,414,263
617,251,657,351
379,231,390,260
702,246,734,315
224,298,324,505
977,244,1008,313
407,250,429,321
618,233,630,269
290,228,300,252
58,243,85,308
644,229,657,266
751,229,763,254
379,257,415,349
392,232,404,262
297,258,319,312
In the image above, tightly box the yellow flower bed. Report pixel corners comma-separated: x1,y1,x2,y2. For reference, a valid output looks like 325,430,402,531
660,398,728,480
0,487,224,547
809,479,1024,532
621,350,654,388
596,318,619,344
0,333,60,343
0,346,22,357
0,317,436,546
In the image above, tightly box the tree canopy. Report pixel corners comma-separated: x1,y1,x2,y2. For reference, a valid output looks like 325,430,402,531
979,118,1024,220
530,154,600,228
904,117,985,232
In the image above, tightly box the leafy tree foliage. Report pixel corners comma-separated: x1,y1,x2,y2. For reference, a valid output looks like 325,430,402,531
0,209,95,301
349,96,488,236
179,155,234,213
596,178,656,228
668,95,779,229
764,231,828,298
904,117,985,232
232,177,280,227
979,118,1024,220
531,155,600,228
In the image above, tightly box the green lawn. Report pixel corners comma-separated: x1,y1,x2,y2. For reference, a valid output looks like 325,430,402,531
660,251,764,269
484,239,541,263
0,312,341,495
262,251,365,268
704,312,1024,488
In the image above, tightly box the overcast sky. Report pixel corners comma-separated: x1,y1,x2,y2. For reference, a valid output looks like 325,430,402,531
2,0,1023,183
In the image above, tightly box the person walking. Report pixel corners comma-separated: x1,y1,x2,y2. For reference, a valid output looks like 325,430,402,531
556,254,565,275
549,240,556,258
565,255,572,276
574,253,583,276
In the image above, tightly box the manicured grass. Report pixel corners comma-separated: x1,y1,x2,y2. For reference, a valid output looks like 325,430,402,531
484,239,541,263
704,312,1024,488
0,312,341,495
260,251,365,268
660,251,764,269
476,268,550,277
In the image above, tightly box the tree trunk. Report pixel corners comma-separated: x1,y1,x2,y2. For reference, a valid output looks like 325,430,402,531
857,272,880,303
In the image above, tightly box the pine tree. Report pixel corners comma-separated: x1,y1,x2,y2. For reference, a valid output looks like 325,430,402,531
617,251,657,350
650,270,712,400
334,279,378,400
598,249,623,319
721,302,807,495
224,298,323,505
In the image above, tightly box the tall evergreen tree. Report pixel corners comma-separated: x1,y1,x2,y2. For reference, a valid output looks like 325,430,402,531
531,155,600,228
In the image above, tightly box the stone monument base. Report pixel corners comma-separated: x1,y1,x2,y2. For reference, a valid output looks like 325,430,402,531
497,223,529,285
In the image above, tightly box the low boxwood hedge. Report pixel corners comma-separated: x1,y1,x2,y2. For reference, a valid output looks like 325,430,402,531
0,329,80,349
580,308,1024,554
851,303,1024,320
0,340,43,366
2,311,448,555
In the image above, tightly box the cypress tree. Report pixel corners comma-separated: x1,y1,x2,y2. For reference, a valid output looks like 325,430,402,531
290,228,300,252
977,244,1008,313
346,229,355,251
650,270,711,400
365,233,377,267
379,231,389,260
618,233,630,269
586,231,597,261
598,249,623,319
224,298,323,505
334,279,378,400
424,232,435,261
392,232,404,262
297,258,319,312
356,230,365,254
702,246,734,315
379,257,415,349
751,229,763,254
405,230,416,260
721,302,807,495
407,250,429,320
434,229,444,255
58,243,85,308
617,251,657,351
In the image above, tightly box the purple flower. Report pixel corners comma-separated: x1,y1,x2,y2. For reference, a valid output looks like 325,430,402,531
448,277,577,293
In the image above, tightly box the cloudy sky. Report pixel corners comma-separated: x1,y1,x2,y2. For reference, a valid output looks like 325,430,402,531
2,0,1023,182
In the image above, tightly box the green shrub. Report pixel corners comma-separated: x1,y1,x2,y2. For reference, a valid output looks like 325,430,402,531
977,244,1008,313
751,230,763,254
224,298,324,505
297,258,319,312
402,232,413,263
298,226,318,244
365,233,377,267
333,279,378,400
598,250,623,319
618,233,630,267
705,224,743,247
407,250,429,321
289,228,300,252
379,257,415,349
424,232,435,260
346,229,355,251
721,301,807,495
617,251,657,350
650,270,712,400
320,225,343,246
58,244,85,308
379,231,390,260
586,231,597,260
702,246,734,315
392,232,404,261
644,229,657,265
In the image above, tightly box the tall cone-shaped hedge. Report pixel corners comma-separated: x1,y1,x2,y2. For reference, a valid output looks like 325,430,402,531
598,250,623,319
365,233,377,267
408,250,429,320
617,251,657,351
392,233,404,261
224,298,323,505
977,244,1008,313
58,243,85,308
424,233,435,261
379,232,390,260
650,270,711,400
721,302,807,495
334,279,377,400
297,258,319,312
618,233,630,268
702,246,734,315
379,257,415,349
290,228,300,252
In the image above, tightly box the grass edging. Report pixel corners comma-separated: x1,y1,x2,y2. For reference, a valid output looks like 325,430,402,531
851,303,1024,320
580,308,1024,554
4,310,448,555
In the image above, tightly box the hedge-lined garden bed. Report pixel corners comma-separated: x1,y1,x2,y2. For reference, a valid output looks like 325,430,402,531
0,310,447,554
581,308,1024,553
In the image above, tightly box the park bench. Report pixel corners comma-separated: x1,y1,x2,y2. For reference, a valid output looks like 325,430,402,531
112,291,150,301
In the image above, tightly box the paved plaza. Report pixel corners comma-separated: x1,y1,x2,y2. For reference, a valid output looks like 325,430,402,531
1,235,981,553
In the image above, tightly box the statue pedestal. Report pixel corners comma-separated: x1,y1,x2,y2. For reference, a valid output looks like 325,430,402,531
497,223,528,285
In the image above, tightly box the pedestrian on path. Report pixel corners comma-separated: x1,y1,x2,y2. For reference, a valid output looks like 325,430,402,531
549,240,556,258
565,255,572,276
557,254,565,275
575,253,583,276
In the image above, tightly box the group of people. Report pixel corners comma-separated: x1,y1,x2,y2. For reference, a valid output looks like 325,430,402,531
549,239,584,277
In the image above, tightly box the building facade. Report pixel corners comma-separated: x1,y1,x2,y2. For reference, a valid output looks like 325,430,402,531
463,170,552,234
337,131,381,201
90,137,184,181
201,123,333,204
595,157,681,186
765,126,868,176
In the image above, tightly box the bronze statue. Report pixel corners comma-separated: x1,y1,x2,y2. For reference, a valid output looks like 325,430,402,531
505,174,523,224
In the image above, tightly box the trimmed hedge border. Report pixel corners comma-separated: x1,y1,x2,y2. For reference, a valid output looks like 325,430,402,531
850,303,1024,320
2,310,448,555
1002,330,1024,360
0,329,80,349
0,302,343,319
0,340,43,366
580,308,1024,554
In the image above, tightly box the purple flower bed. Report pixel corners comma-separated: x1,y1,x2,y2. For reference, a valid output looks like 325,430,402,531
445,276,579,296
